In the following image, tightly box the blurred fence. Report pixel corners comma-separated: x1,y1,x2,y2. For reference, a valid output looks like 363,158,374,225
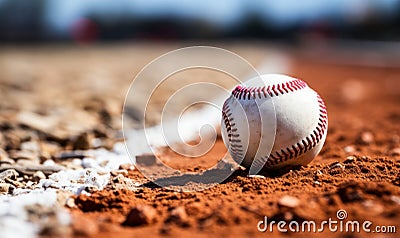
0,0,399,43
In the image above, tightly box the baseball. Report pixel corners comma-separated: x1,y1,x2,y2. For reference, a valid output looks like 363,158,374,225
221,74,328,171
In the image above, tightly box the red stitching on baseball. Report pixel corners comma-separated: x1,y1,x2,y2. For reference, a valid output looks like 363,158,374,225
232,79,308,100
264,94,328,168
222,100,244,159
291,145,298,157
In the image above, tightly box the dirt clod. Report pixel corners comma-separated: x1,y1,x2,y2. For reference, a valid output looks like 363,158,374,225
123,205,157,226
166,206,189,226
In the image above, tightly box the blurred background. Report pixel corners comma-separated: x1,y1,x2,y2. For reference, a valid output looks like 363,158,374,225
0,0,399,44
0,0,399,135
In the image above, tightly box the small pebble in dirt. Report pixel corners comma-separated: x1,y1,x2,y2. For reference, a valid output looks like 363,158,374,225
362,200,384,215
0,169,19,181
72,132,92,150
283,212,294,221
112,174,126,183
390,196,400,205
26,181,34,187
278,195,300,208
247,175,266,179
123,205,157,226
119,163,135,171
344,156,357,164
65,197,76,208
389,148,400,156
329,162,345,175
358,132,374,145
329,162,345,170
11,151,38,161
40,142,60,159
5,177,24,188
21,141,40,154
343,145,356,153
0,183,15,194
110,169,128,176
32,171,46,181
43,160,56,166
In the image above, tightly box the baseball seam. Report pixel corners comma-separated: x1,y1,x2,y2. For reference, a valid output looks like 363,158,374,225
223,79,328,168
263,93,327,167
222,100,244,159
231,79,307,100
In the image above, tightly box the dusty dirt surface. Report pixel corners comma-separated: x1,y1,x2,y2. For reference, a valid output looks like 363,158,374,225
0,43,399,237
73,51,400,237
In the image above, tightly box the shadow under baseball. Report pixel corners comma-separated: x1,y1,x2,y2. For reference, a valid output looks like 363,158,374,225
141,162,302,190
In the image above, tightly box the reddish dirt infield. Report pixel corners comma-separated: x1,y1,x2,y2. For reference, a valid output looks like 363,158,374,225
70,54,400,237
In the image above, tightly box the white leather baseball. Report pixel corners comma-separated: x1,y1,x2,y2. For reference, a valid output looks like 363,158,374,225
221,74,328,172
